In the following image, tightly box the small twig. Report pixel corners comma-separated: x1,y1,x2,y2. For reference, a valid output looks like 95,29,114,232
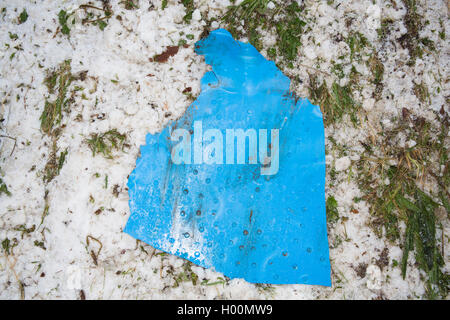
83,15,110,24
79,4,106,11
148,247,156,261
3,253,24,299
52,26,60,39
361,156,396,163
0,134,17,157
86,235,103,266
298,63,331,76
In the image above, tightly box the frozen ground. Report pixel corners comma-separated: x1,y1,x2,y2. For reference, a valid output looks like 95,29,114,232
0,0,448,299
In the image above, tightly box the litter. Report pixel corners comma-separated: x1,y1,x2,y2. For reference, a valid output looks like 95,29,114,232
124,29,331,285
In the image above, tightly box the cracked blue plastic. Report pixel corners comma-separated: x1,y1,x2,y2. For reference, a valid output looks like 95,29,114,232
124,29,331,286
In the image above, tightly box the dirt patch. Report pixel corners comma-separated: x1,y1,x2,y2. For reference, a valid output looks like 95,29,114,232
376,247,390,270
354,263,368,278
152,46,180,63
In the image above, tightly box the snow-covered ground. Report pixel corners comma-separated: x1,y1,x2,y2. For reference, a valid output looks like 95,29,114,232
0,0,448,299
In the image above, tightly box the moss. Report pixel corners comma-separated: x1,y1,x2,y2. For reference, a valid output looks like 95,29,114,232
400,0,424,65
248,27,263,51
40,60,73,135
121,0,139,10
369,53,385,100
181,0,195,24
222,0,270,50
0,177,11,196
413,81,430,104
86,129,127,159
401,190,448,299
43,142,68,183
34,240,46,250
58,10,72,35
346,32,367,62
171,261,199,287
438,19,446,40
222,1,306,66
331,63,345,79
274,1,306,63
2,237,18,255
326,196,339,224
18,9,28,24
420,37,435,52
309,74,359,126
377,18,394,41
357,110,449,298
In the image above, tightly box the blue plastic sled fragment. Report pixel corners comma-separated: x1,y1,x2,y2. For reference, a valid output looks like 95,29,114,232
124,29,331,286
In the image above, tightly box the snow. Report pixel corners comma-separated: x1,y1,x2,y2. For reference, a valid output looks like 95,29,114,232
335,157,351,172
0,0,448,300
366,265,382,291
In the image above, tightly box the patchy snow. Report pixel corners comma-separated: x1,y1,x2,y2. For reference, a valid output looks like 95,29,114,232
0,0,448,300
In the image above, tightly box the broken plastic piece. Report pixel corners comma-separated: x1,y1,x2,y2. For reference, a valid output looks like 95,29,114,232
124,29,331,285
